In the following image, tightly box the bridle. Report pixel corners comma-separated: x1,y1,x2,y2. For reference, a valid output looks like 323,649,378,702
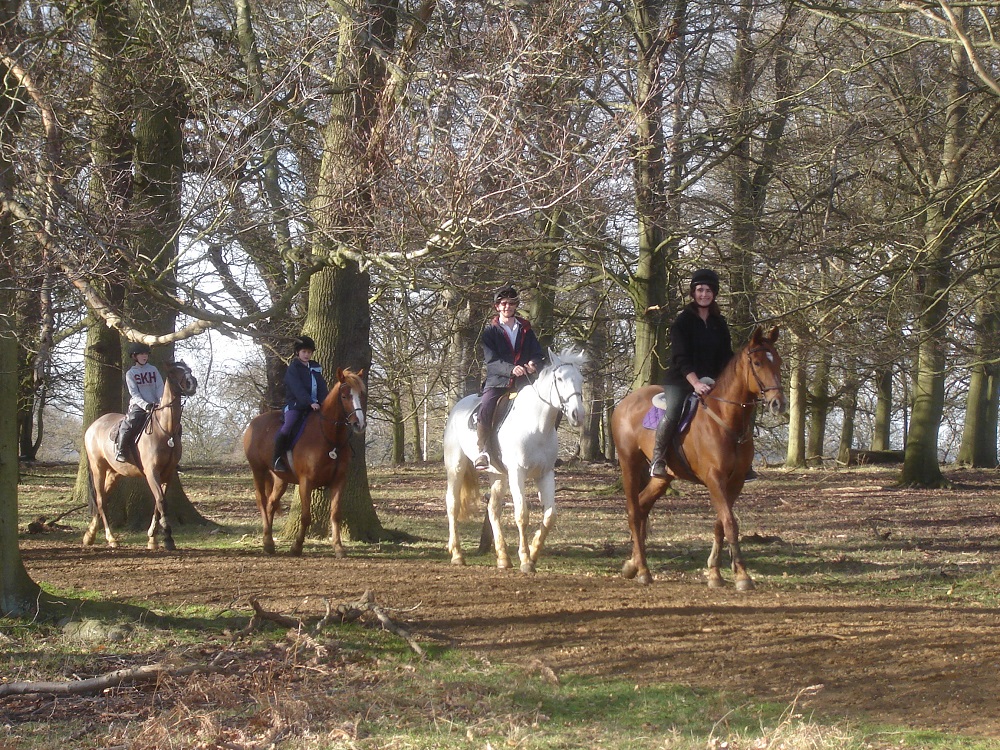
529,363,583,415
317,383,367,456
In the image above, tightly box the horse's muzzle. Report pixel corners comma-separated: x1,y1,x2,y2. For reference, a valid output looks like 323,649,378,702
765,393,787,418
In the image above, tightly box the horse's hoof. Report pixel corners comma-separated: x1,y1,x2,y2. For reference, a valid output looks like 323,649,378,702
263,541,276,555
334,548,347,560
621,560,638,579
82,534,94,547
108,540,119,550
289,547,304,557
736,578,755,592
497,559,512,570
520,562,536,574
163,538,176,552
707,572,725,588
637,571,652,585
450,556,465,566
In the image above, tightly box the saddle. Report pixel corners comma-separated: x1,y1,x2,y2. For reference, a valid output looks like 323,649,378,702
643,392,700,434
467,390,517,432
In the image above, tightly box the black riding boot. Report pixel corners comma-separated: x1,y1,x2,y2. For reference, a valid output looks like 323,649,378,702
649,416,677,478
273,433,291,472
474,419,491,470
114,429,129,464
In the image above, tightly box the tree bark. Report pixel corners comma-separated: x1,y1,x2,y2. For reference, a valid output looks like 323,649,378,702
870,367,892,451
784,333,807,468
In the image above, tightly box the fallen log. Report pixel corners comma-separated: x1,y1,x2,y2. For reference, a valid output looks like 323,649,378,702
847,449,905,466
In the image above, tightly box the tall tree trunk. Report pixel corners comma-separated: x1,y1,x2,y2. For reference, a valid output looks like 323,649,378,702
838,369,859,466
629,0,670,388
806,348,830,466
958,290,1000,467
870,367,893,451
0,29,41,611
784,333,807,468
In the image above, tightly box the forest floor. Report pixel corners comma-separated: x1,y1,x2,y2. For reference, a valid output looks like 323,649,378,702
13,462,1000,741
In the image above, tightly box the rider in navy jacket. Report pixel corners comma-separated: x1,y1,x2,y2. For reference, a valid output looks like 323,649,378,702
273,336,329,472
476,284,546,470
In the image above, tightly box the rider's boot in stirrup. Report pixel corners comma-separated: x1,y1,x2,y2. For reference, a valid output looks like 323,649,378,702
649,416,676,479
273,433,291,473
474,419,491,471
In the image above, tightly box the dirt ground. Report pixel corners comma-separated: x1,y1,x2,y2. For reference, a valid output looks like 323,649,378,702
18,466,1000,739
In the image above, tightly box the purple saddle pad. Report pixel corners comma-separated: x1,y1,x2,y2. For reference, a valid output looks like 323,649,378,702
642,406,664,430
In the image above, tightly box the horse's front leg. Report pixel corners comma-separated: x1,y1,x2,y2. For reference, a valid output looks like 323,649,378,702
327,460,349,559
623,469,663,585
486,475,511,569
145,471,174,551
290,482,313,556
508,469,535,573
706,485,754,591
527,470,556,567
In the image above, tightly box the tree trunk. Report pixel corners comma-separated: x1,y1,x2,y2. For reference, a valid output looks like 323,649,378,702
957,291,1000,467
390,390,405,465
870,367,892,451
837,370,859,467
629,0,671,388
784,334,807,468
806,348,830,467
0,43,42,610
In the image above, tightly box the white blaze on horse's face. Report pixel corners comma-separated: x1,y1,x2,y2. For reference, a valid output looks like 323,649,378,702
348,387,366,434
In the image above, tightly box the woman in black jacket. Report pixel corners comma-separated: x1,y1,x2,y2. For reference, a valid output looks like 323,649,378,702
650,269,734,478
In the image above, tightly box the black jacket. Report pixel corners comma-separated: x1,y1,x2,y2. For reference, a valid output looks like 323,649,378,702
664,305,733,388
284,358,329,410
482,315,546,389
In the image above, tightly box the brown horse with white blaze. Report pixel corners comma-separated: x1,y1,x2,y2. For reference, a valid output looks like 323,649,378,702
83,360,198,551
242,368,366,556
611,327,785,589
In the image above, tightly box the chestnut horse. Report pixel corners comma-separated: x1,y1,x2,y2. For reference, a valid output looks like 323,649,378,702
611,327,785,589
82,360,198,551
242,368,366,556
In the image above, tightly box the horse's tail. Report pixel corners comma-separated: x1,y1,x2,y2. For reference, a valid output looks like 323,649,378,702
454,463,480,522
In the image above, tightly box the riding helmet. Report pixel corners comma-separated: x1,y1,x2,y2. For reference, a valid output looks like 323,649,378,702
294,335,316,353
128,342,152,357
690,268,720,296
494,284,519,303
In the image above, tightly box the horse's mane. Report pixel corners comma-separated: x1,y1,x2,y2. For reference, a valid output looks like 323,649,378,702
545,347,587,371
712,336,764,394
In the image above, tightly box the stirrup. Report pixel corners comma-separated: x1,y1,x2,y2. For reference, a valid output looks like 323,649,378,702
474,451,490,471
649,459,668,478
273,456,290,472
115,452,127,464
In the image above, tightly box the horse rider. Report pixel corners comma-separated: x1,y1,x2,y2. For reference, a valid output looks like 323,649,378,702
649,268,737,479
475,284,545,471
273,335,329,473
116,342,164,464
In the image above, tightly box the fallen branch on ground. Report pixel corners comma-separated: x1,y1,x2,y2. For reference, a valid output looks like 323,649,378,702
244,590,425,657
0,661,220,698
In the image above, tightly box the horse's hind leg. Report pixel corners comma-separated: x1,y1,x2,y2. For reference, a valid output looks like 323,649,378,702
84,468,119,548
445,469,465,565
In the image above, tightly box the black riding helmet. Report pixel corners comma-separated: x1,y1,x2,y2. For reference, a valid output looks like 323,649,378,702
128,342,152,357
294,335,316,353
494,284,519,303
690,268,720,296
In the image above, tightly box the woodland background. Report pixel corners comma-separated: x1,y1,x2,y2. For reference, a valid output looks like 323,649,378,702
4,0,1000,589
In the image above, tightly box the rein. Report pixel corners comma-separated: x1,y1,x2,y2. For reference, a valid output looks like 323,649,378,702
699,345,779,444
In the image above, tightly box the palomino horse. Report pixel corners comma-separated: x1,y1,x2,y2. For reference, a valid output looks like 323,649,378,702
83,360,199,551
443,348,586,572
242,368,366,556
611,327,785,589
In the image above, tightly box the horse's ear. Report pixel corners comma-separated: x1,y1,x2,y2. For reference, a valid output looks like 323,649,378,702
337,367,346,381
749,327,763,345
548,347,559,365
766,326,779,343
357,368,365,378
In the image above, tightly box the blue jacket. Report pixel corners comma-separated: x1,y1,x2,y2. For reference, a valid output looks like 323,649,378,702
482,315,546,390
284,358,329,410
664,304,733,389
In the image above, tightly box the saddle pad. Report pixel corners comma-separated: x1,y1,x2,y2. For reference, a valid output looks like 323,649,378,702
642,405,664,430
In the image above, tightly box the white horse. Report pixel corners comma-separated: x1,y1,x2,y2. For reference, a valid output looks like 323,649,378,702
443,348,586,572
